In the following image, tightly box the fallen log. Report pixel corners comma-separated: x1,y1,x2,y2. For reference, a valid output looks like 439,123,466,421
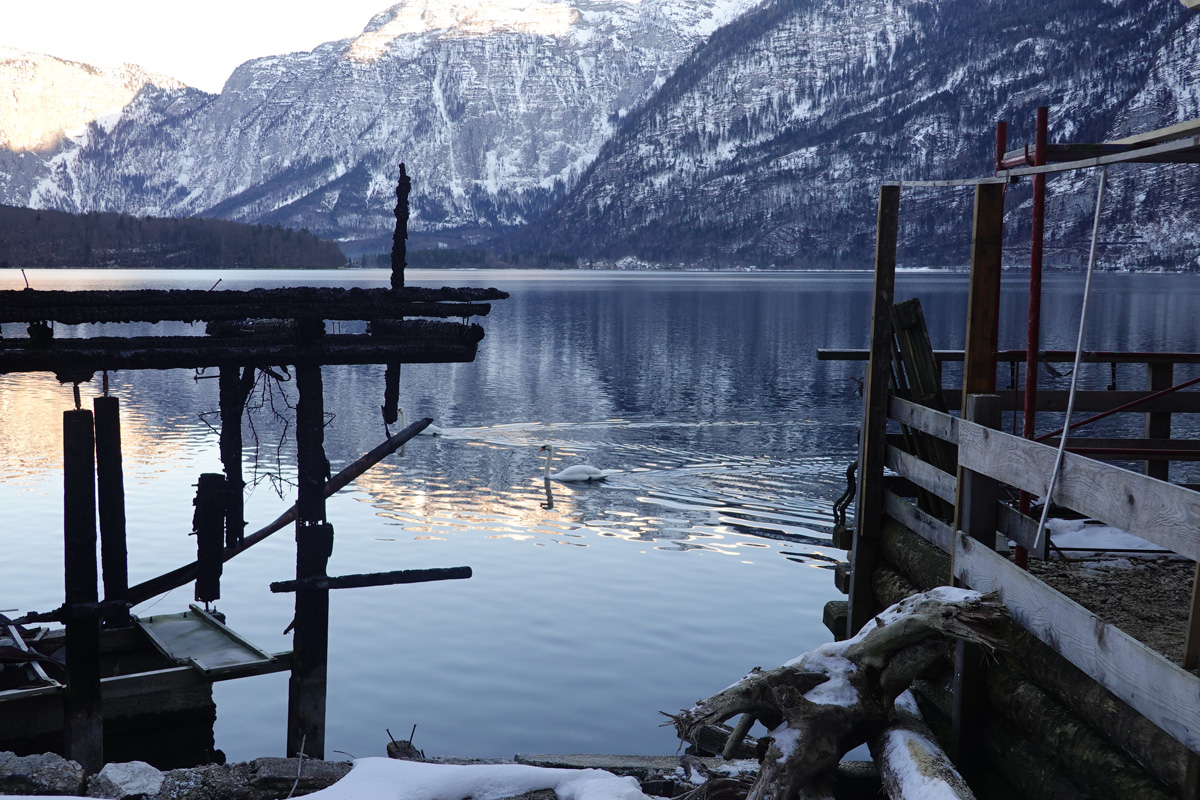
669,588,1007,800
869,690,975,800
125,417,433,605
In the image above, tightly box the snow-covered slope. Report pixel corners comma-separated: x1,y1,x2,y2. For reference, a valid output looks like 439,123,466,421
0,47,185,153
0,0,762,249
521,0,1200,269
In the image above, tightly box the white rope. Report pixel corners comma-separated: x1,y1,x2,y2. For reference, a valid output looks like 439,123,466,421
1032,168,1108,555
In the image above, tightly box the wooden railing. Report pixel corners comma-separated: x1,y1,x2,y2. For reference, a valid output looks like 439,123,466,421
882,392,1200,756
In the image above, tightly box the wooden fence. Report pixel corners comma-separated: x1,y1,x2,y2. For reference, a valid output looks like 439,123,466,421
877,391,1200,756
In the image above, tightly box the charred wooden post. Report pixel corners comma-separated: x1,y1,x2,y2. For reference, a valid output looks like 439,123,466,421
192,473,226,603
93,395,129,615
219,366,253,547
382,363,401,427
391,163,411,291
848,184,899,636
287,361,333,760
63,408,103,773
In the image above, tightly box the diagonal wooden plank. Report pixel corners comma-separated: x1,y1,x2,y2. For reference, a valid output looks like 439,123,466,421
954,531,1200,755
886,445,956,504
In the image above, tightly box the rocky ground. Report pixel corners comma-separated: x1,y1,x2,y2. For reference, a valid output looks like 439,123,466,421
1028,556,1196,668
0,751,351,800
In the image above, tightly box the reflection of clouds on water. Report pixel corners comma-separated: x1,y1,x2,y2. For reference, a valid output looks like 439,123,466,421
345,418,852,570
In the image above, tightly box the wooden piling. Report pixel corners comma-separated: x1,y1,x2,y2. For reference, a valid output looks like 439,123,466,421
951,394,1001,777
93,395,128,611
391,164,410,291
1145,362,1173,481
192,473,226,603
63,408,102,773
287,363,332,760
847,184,899,636
219,366,253,547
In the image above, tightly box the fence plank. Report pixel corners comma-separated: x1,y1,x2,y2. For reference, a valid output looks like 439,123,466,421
957,419,1200,561
889,396,959,444
953,531,1200,755
996,504,1046,557
885,491,953,553
942,390,1200,414
885,445,956,504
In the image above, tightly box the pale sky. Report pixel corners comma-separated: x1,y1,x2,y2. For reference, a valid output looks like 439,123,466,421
3,0,397,93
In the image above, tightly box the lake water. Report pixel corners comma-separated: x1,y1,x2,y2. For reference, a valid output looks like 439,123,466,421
2,268,1198,763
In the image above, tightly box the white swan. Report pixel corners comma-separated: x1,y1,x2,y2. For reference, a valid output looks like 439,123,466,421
541,445,619,482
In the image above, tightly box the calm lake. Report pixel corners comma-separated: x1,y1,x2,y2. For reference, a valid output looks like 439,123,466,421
2,268,1198,762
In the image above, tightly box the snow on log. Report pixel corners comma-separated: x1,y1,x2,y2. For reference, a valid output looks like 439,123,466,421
870,691,975,800
669,588,1006,800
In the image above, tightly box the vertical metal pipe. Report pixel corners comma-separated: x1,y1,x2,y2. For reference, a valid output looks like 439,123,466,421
1017,106,1049,568
287,363,331,760
93,396,128,610
994,120,1008,175
63,408,102,773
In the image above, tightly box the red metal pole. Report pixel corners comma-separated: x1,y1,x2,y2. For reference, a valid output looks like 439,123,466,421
1017,106,1049,569
994,120,1008,175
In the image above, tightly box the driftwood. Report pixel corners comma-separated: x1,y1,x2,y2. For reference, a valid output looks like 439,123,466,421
870,691,975,799
670,589,1006,800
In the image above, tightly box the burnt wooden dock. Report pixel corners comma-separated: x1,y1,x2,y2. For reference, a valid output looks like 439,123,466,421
0,166,505,772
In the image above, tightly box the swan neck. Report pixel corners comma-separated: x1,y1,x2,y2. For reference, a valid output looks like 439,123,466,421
544,446,553,477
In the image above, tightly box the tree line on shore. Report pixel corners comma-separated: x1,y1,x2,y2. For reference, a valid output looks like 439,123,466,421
0,205,346,269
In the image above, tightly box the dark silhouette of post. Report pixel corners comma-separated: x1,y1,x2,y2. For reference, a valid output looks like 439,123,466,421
391,163,410,290
219,367,253,547
287,361,332,759
192,473,226,603
93,395,128,615
63,408,102,773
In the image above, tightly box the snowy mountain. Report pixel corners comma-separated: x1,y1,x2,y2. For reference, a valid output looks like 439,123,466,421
0,0,763,252
0,47,185,154
520,0,1200,269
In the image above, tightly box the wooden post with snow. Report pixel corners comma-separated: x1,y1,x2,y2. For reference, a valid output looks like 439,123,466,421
847,184,899,636
287,353,333,760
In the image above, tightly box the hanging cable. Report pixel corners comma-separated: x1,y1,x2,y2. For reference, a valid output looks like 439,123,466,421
1032,168,1107,555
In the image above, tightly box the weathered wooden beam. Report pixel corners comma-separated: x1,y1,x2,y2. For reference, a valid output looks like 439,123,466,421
93,395,128,611
270,567,472,593
885,445,956,504
0,323,486,375
954,530,1200,756
944,389,1200,414
0,286,507,324
125,418,433,605
1146,363,1174,480
957,418,1200,561
63,408,103,774
848,184,899,636
819,349,1200,365
288,363,331,760
219,367,253,547
192,473,225,603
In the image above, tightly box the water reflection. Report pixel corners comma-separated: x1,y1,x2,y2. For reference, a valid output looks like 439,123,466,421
4,269,1198,761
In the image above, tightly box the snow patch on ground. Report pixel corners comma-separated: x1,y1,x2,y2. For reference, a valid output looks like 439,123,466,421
303,758,652,800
